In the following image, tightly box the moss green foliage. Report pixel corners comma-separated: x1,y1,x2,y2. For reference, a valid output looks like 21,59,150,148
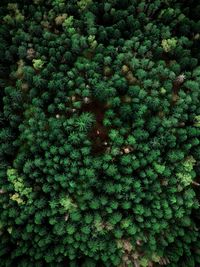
32,59,45,70
0,0,200,266
7,168,32,205
77,0,93,11
176,156,196,187
161,38,177,53
194,115,200,127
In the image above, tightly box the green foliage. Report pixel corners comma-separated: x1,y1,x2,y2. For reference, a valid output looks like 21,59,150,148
7,168,32,205
0,0,200,266
32,59,45,70
78,0,93,11
162,38,177,52
75,112,95,131
176,156,196,187
194,115,200,127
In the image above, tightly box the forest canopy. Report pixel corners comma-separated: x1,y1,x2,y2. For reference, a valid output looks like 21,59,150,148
0,0,200,266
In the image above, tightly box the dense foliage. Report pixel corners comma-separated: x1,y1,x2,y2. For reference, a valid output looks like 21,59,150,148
0,1,200,266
